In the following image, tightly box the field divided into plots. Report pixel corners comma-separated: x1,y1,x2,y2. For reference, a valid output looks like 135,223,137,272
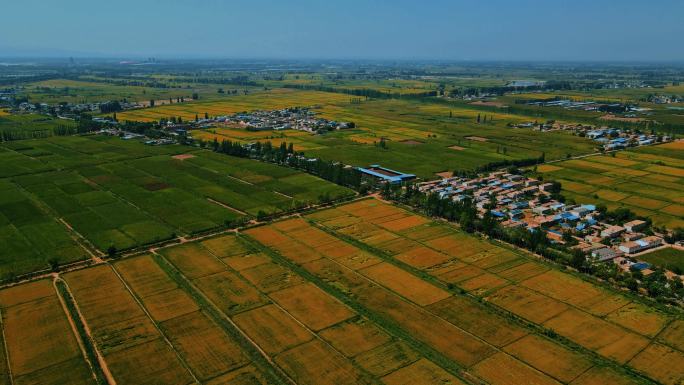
290,198,682,385
1,198,682,384
537,141,684,229
0,135,352,277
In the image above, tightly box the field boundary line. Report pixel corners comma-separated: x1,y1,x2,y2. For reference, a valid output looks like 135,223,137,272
226,174,254,185
238,232,480,385
57,276,116,385
151,252,295,385
108,263,200,385
53,276,110,385
197,241,380,383
0,309,14,385
81,173,182,240
206,197,248,215
306,211,660,384
10,178,103,261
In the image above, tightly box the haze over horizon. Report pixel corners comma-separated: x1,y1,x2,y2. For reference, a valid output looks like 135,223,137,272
2,0,684,62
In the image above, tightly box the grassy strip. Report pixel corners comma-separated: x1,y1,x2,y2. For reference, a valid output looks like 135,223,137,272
238,233,479,385
309,220,657,385
54,279,108,385
150,253,291,385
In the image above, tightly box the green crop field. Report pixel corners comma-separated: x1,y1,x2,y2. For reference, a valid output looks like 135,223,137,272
0,114,76,141
639,248,684,273
536,141,684,229
19,78,232,104
116,88,597,179
0,135,352,277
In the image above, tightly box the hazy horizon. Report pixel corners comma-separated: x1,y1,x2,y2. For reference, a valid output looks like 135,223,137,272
2,0,684,61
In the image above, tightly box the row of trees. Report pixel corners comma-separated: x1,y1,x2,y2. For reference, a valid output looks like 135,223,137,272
282,84,438,100
198,138,364,190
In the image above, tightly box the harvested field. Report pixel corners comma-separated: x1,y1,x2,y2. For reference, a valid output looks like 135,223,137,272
240,262,305,293
543,308,650,364
472,352,561,385
353,341,419,377
360,262,451,306
162,243,225,279
521,270,629,315
333,251,383,270
628,343,684,385
319,318,391,358
64,266,194,384
115,256,198,322
376,215,428,232
160,311,248,381
222,252,270,271
428,296,528,347
294,254,496,368
0,280,94,385
570,366,641,385
486,285,569,324
269,283,354,331
201,235,250,258
503,334,593,383
659,319,684,351
115,255,249,381
605,302,669,337
381,359,465,385
104,338,194,385
459,272,509,295
426,234,491,259
395,246,452,269
193,271,266,315
233,305,313,355
434,263,486,284
205,365,268,385
274,340,368,385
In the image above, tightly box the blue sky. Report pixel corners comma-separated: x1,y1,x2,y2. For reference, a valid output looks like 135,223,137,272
2,0,683,61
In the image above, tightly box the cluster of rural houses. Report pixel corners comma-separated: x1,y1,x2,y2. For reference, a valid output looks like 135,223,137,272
13,100,140,118
418,172,670,273
524,99,636,112
648,95,682,104
584,128,664,149
212,107,354,134
510,121,668,150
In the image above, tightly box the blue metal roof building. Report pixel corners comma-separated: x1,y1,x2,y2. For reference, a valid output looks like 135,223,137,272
357,165,416,184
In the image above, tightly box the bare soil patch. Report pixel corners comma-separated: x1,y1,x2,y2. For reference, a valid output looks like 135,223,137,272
399,140,424,145
470,100,508,108
465,136,488,142
172,154,196,160
449,145,465,151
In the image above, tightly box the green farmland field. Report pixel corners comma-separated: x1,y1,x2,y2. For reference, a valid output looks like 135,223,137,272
536,141,684,229
0,135,352,277
639,248,684,273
